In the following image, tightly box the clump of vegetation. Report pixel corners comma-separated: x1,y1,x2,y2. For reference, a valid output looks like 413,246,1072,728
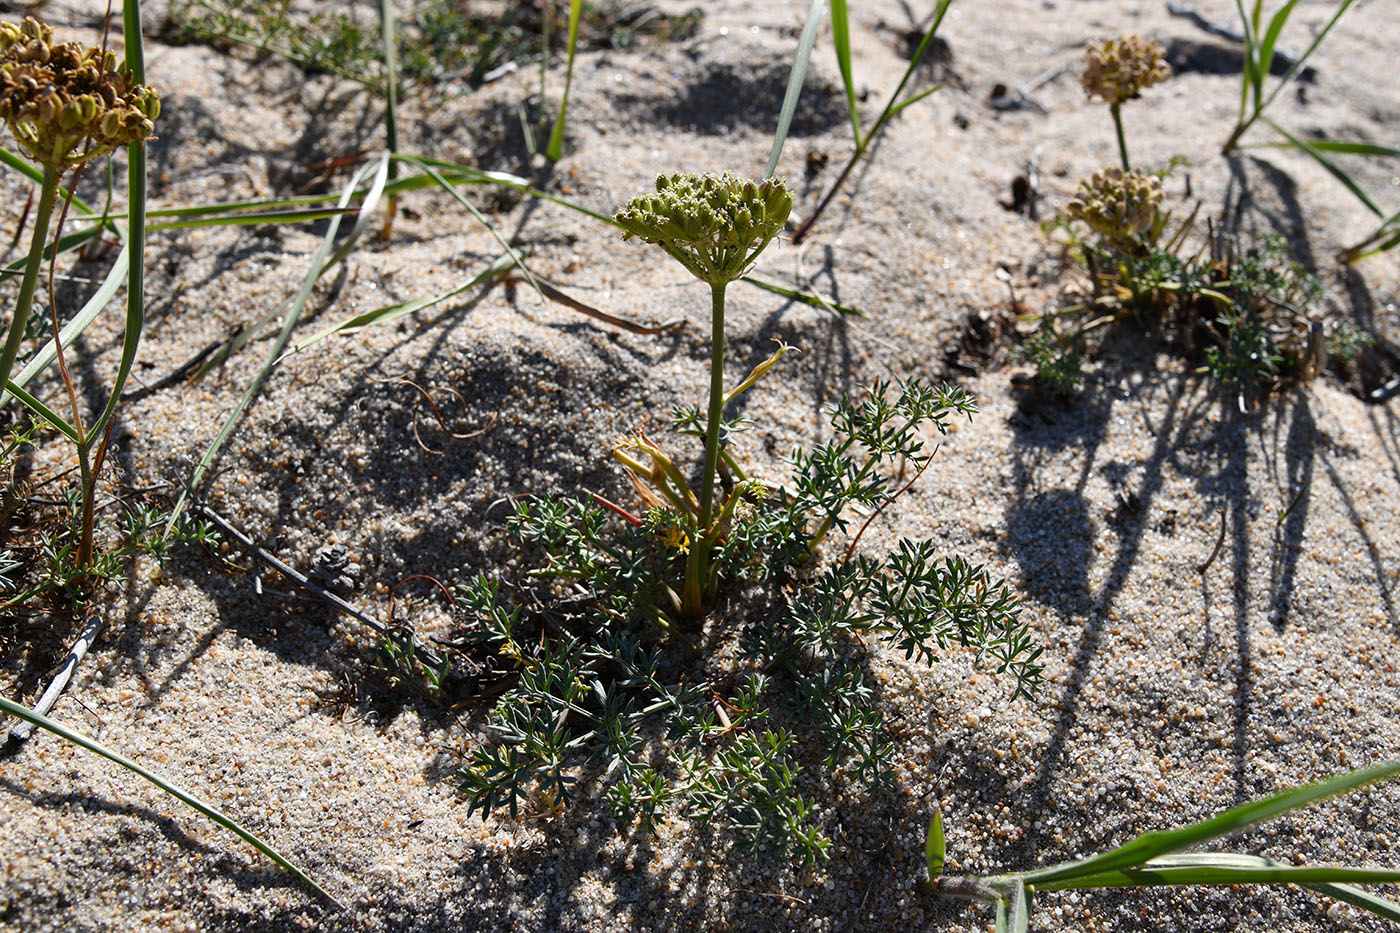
166,0,703,90
1016,35,1371,403
1023,177,1367,403
454,172,1041,861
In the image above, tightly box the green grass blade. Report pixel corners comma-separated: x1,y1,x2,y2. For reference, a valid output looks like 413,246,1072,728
0,245,129,409
1033,852,1400,890
1022,759,1400,886
0,694,338,907
739,274,863,317
886,82,944,119
404,156,620,225
1007,883,1029,932
147,207,357,231
280,251,514,359
830,0,861,144
89,0,150,448
0,147,101,217
926,807,946,880
765,0,827,180
871,0,952,135
396,155,539,295
1257,0,1357,115
1257,0,1302,92
544,0,583,162
1303,883,1400,922
1243,139,1400,159
168,155,388,532
380,0,399,164
3,381,80,442
1264,117,1384,217
1234,0,1259,114
0,226,108,280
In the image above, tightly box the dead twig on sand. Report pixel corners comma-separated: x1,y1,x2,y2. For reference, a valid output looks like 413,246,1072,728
193,502,447,671
6,610,103,746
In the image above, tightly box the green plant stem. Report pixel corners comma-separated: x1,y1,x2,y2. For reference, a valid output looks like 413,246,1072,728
683,281,728,616
0,163,60,400
379,0,400,234
1111,102,1130,171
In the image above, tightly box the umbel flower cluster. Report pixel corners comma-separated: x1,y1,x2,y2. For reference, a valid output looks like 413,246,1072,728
1066,166,1164,245
615,172,792,285
1081,35,1171,106
0,17,159,170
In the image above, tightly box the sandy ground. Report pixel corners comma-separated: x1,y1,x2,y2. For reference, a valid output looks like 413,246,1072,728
2,0,1399,930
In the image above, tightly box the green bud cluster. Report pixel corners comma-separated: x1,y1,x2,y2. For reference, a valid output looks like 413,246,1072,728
1066,166,1164,245
0,17,160,171
1081,35,1170,106
615,172,792,285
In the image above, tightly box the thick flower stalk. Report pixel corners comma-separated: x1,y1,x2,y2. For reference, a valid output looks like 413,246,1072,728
0,16,159,573
1066,166,1164,249
615,172,791,617
1081,35,1170,171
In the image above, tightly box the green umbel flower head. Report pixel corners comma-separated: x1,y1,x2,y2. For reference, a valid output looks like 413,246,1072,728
1081,35,1171,106
616,172,792,285
1066,166,1164,246
0,17,159,171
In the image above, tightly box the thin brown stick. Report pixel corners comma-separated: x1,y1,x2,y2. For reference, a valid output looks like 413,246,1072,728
532,276,684,335
842,447,937,564
375,378,496,454
192,502,447,671
386,573,456,627
1196,506,1228,574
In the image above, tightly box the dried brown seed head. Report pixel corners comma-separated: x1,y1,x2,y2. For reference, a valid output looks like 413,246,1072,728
1082,35,1171,106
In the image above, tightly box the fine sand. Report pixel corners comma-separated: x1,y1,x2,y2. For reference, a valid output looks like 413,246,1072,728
2,1,1399,930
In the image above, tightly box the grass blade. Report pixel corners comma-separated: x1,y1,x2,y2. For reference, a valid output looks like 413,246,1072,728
1034,851,1400,890
1233,0,1257,121
1264,117,1384,217
1256,0,1302,92
886,82,944,119
738,273,862,317
3,380,80,442
926,807,946,879
169,155,389,531
0,694,339,907
545,0,583,162
0,245,129,409
875,0,953,132
1021,759,1400,886
396,155,539,295
1244,139,1400,159
280,251,514,359
0,226,108,280
1257,0,1356,115
379,0,400,226
830,0,861,144
765,0,827,180
1006,883,1029,932
147,207,357,231
88,0,151,446
1303,883,1400,922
